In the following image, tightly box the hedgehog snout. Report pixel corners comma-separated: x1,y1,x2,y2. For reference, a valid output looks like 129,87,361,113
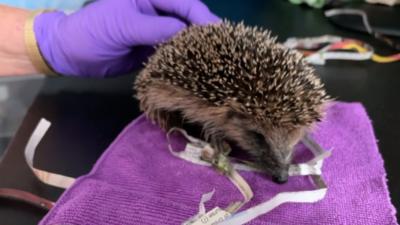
244,132,291,184
272,170,289,184
229,126,288,184
268,145,296,184
272,172,289,184
270,160,290,184
259,153,290,184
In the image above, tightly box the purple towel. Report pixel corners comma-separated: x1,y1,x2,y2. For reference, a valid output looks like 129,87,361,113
40,102,398,225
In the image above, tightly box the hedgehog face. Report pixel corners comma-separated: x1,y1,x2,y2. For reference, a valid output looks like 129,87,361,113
220,111,307,183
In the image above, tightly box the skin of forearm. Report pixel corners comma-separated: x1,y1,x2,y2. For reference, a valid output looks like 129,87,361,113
0,4,38,76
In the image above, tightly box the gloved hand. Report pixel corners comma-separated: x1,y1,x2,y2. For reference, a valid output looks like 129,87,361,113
34,0,220,77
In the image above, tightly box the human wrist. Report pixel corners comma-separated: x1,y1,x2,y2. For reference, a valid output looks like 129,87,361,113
25,10,60,76
33,11,68,76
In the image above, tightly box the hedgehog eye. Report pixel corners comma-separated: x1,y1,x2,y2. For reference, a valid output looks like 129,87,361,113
247,130,266,146
226,110,246,120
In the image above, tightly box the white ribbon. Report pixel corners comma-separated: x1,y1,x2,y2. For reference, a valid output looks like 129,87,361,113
168,128,330,176
26,120,330,224
219,178,327,225
168,129,331,225
284,35,343,49
183,189,217,225
25,118,75,189
219,136,329,225
306,50,373,65
168,128,254,215
283,35,374,65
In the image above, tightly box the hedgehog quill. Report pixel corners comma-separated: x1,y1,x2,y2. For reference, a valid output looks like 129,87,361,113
134,21,330,184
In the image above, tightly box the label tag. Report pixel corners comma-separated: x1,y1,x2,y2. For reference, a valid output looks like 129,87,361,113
191,207,231,225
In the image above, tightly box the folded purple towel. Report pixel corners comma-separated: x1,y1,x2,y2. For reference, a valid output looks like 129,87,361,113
40,102,398,225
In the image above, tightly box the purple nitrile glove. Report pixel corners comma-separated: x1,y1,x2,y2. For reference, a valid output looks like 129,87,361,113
34,0,220,77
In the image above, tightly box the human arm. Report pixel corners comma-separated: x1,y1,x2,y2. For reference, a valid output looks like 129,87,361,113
0,5,38,76
0,0,219,77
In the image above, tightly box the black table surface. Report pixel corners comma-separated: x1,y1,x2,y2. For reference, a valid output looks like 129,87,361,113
1,0,399,224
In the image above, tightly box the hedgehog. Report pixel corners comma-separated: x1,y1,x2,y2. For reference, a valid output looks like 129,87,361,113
134,21,330,184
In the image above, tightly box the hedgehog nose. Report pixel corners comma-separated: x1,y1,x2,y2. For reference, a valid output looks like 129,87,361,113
272,171,289,184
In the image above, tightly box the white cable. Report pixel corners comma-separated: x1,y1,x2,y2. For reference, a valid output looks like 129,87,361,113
324,9,373,34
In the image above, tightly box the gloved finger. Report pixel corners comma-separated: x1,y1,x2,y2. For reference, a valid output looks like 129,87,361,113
130,14,187,45
149,0,220,25
136,0,158,16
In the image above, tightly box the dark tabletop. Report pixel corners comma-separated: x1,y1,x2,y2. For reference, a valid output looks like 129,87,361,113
0,0,399,224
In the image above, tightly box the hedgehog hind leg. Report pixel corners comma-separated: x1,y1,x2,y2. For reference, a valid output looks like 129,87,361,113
146,109,184,131
163,110,185,130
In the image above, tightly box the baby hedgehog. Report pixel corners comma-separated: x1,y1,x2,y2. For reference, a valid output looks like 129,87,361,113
134,21,330,183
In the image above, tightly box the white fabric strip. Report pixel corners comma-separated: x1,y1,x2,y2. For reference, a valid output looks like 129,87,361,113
219,137,329,225
169,130,330,176
25,119,330,225
225,169,254,213
219,183,327,225
168,128,330,225
183,190,217,225
199,189,216,215
168,128,254,220
283,35,374,65
219,175,327,225
284,35,343,49
306,51,373,65
25,118,75,189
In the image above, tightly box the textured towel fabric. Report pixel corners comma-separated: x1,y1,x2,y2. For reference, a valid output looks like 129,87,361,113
40,102,398,225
